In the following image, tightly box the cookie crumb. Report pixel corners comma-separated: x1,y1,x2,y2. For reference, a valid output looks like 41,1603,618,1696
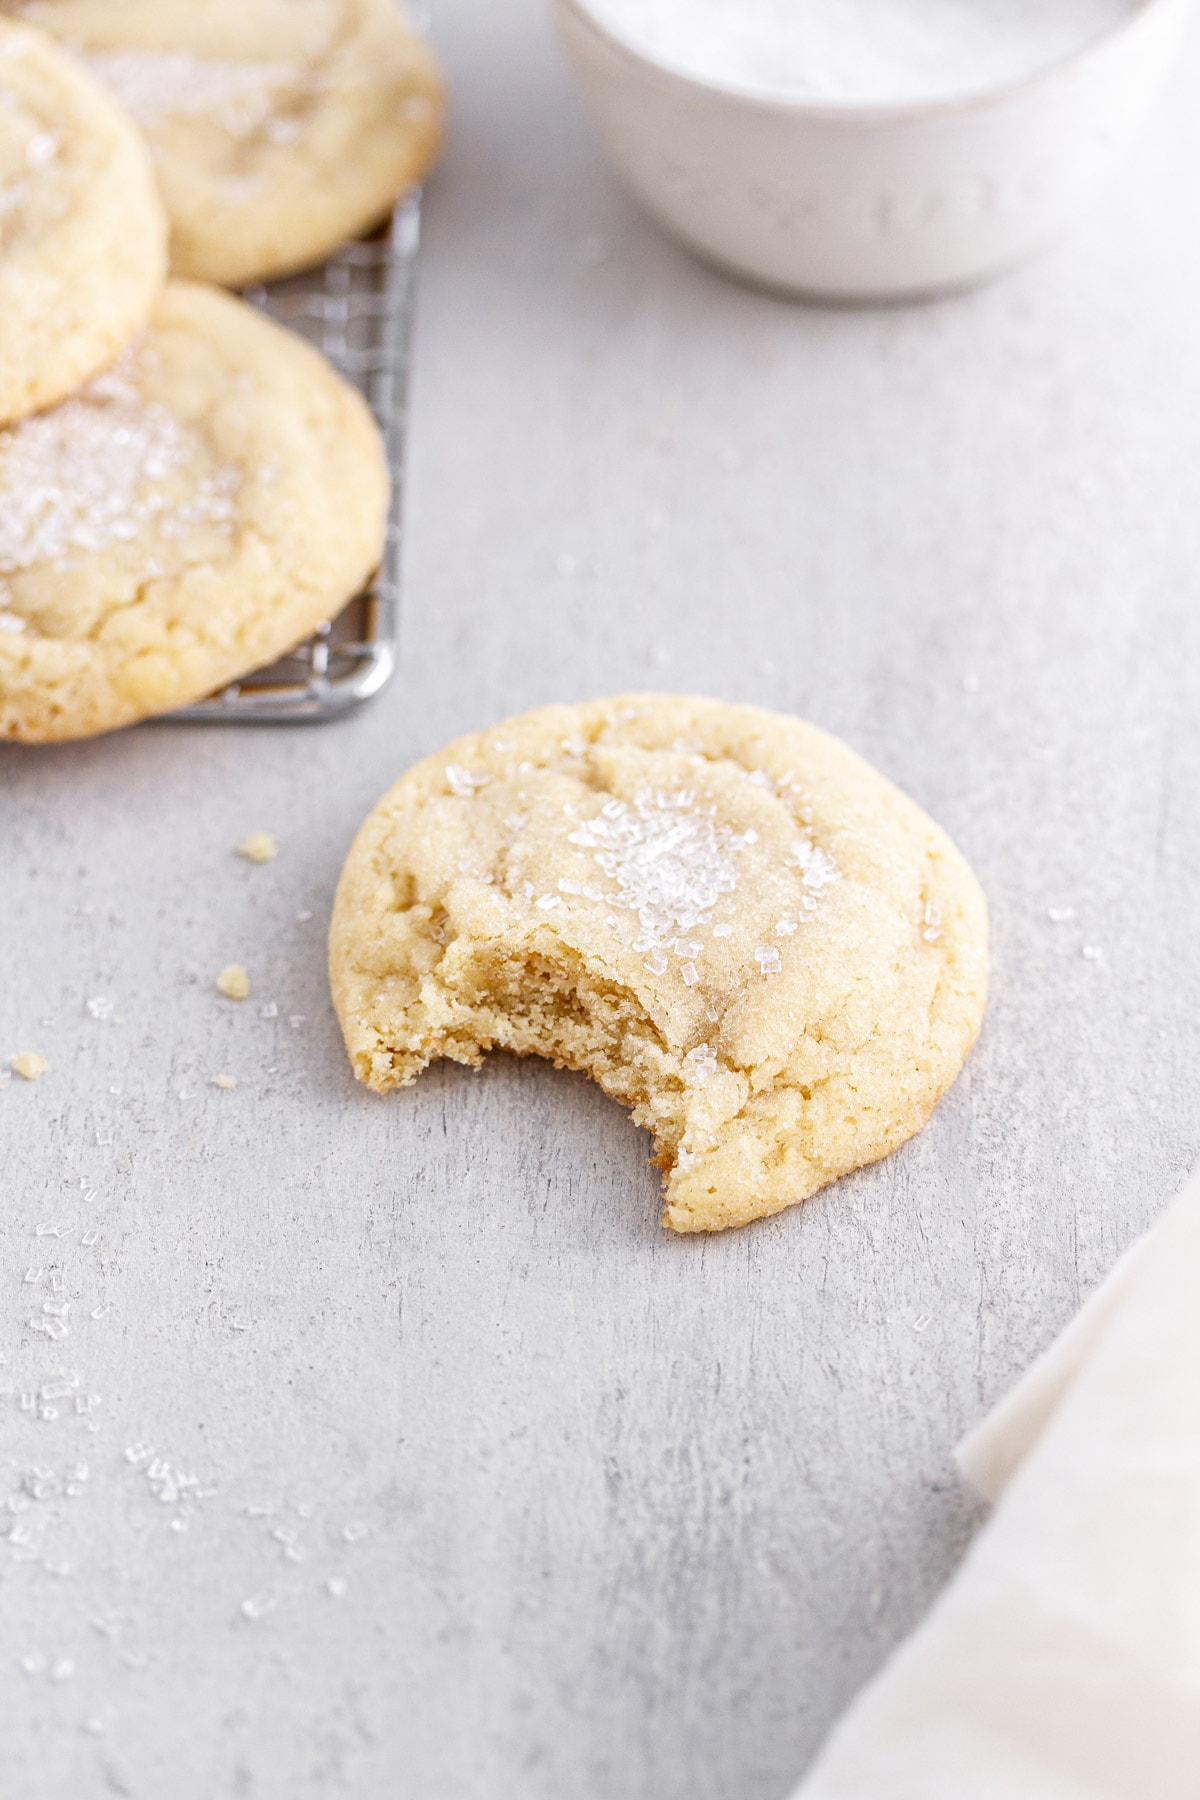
12,1052,49,1081
211,1074,237,1091
237,832,277,864
216,964,250,1001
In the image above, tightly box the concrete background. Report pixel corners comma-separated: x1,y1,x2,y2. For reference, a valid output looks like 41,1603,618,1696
3,2,1200,1794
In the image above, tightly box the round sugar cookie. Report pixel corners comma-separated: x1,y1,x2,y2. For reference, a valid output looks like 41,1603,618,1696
0,16,166,425
0,279,388,742
330,696,989,1233
7,0,444,285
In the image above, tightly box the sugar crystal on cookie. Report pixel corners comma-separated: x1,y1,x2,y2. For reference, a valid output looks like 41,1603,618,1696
0,358,238,580
86,51,299,136
568,788,740,950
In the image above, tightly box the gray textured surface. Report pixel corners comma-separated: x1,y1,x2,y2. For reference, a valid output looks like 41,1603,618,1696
3,3,1200,1796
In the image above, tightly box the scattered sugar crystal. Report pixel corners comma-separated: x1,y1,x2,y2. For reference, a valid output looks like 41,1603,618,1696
326,1577,348,1598
789,837,839,890
211,1074,237,1091
535,895,563,911
240,1591,276,1622
680,962,698,985
215,964,250,1001
775,919,797,935
26,131,58,166
1047,905,1076,923
686,1044,718,1082
673,939,702,958
1081,944,1103,962
557,878,583,895
712,922,732,938
445,764,489,798
754,945,782,975
259,1002,278,1019
87,50,298,133
11,1053,48,1081
644,949,669,976
237,832,276,864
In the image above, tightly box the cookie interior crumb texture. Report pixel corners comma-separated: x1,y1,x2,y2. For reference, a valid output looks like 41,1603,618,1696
237,831,277,864
329,696,989,1233
0,16,167,425
6,0,445,285
11,1050,49,1080
216,963,251,1000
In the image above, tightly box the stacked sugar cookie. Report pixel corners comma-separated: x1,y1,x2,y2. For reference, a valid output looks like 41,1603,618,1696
0,1,443,742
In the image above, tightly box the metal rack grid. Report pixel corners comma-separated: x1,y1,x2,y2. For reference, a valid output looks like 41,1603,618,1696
171,189,420,723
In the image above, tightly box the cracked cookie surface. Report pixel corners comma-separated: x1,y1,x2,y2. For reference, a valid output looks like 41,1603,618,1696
0,279,387,742
330,696,989,1232
0,16,166,425
7,0,443,284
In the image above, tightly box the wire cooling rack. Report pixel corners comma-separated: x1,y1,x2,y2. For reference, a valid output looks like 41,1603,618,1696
173,189,420,723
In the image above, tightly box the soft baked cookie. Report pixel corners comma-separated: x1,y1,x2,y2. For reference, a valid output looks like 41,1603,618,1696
0,17,165,425
0,280,388,741
6,0,443,285
330,697,989,1233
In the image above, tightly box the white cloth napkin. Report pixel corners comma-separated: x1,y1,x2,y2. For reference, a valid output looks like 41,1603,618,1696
792,1163,1200,1800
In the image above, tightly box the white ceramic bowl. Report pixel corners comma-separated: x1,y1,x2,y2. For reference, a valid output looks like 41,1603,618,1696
550,0,1191,300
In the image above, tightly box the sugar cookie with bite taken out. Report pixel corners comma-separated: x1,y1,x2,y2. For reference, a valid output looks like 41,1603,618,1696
329,696,989,1233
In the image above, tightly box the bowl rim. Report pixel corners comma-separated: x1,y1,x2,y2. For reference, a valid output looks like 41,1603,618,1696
551,0,1176,122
